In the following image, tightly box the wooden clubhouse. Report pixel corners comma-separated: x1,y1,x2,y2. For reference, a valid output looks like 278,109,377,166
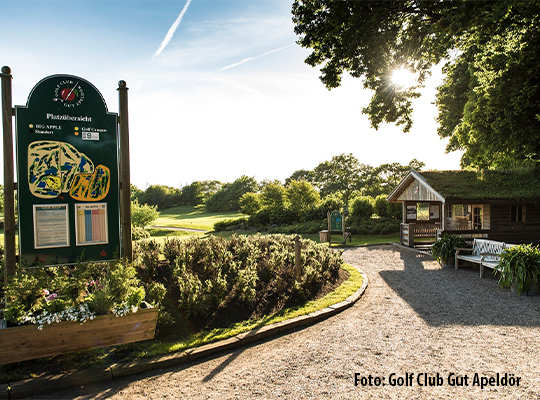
387,169,540,247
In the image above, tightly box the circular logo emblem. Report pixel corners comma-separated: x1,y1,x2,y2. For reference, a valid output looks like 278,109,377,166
54,80,85,108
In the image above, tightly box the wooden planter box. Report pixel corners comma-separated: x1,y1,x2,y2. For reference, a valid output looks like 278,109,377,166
0,307,158,365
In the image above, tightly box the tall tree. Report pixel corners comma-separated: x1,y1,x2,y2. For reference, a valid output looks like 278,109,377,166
292,1,540,168
313,153,367,208
364,159,425,196
285,180,320,215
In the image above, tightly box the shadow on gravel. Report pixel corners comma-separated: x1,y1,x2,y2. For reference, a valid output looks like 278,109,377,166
375,246,540,327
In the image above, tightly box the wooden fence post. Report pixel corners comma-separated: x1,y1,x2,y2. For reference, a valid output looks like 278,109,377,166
118,80,132,263
1,66,16,283
294,235,301,279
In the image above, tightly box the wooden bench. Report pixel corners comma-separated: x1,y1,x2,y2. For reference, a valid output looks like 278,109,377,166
455,239,508,278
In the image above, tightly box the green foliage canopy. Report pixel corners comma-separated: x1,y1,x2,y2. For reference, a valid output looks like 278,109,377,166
285,180,320,215
292,1,540,168
205,176,258,212
131,199,160,228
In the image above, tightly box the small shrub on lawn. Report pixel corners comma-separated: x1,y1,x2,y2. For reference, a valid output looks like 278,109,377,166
213,217,249,232
132,227,150,241
349,217,400,235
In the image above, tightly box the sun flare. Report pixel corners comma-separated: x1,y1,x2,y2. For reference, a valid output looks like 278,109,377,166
391,67,417,88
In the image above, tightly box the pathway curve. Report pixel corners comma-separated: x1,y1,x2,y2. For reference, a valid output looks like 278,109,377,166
34,245,540,399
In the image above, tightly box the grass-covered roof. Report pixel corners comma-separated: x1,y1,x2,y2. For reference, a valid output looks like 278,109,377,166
420,169,540,202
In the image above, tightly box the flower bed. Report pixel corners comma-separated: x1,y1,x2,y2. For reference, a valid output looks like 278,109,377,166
2,261,158,364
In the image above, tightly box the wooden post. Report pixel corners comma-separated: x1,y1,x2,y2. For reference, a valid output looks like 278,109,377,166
294,235,301,279
1,66,16,283
327,211,331,244
118,81,132,262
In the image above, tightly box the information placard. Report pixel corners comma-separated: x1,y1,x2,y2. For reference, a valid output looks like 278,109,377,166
330,210,343,231
33,204,69,249
75,203,109,246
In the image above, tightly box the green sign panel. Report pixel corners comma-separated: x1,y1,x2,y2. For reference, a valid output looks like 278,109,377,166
330,210,343,231
16,75,120,266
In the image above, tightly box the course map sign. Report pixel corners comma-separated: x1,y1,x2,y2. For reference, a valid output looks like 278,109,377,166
330,210,343,232
16,75,120,266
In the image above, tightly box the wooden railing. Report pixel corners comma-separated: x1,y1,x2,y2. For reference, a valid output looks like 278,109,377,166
401,223,441,247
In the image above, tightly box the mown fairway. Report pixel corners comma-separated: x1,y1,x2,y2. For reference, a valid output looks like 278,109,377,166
152,206,246,231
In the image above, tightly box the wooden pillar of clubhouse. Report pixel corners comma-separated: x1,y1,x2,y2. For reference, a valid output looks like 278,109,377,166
1,66,16,282
118,80,132,262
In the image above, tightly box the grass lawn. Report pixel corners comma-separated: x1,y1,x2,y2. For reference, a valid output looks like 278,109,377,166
211,230,400,247
153,206,246,231
141,228,205,245
128,263,363,359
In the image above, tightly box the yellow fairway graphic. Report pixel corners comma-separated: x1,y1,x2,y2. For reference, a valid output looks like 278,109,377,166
27,140,109,201
69,165,111,201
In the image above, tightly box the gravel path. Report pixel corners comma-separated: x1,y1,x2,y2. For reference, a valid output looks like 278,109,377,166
33,244,540,399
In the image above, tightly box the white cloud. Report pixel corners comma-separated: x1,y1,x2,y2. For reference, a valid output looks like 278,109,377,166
219,44,295,71
152,0,193,61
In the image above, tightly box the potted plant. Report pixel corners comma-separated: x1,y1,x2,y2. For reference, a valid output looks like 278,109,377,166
431,234,466,267
496,244,540,295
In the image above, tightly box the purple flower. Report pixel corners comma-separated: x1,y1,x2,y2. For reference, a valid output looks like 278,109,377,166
46,293,58,302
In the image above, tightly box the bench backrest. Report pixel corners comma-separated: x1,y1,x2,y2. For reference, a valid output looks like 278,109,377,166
472,239,505,261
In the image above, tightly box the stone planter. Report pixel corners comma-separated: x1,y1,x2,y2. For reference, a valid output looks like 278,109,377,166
510,280,540,296
439,256,455,268
0,307,158,365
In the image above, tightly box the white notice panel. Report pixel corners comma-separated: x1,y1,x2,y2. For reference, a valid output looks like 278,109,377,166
33,204,69,249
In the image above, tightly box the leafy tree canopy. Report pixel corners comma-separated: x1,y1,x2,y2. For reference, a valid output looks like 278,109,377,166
292,1,540,168
287,153,420,202
205,176,258,212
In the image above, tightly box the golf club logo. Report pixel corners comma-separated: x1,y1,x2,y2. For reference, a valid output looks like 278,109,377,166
53,79,85,108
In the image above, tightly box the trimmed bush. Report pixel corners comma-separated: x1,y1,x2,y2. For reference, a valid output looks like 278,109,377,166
374,195,389,218
349,217,400,235
140,234,344,325
132,227,150,241
213,217,249,232
350,196,375,221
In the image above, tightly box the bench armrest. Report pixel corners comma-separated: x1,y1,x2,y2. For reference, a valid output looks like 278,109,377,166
455,247,472,255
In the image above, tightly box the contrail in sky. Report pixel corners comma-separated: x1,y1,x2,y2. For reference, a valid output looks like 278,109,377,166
152,0,193,61
219,44,295,71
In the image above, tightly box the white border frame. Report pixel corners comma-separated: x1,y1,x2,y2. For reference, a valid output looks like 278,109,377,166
33,204,69,249
75,202,109,246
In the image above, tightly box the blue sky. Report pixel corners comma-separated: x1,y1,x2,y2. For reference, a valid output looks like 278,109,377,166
1,0,462,189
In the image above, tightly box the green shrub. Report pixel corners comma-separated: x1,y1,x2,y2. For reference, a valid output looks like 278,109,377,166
132,226,150,241
239,192,262,215
268,220,326,234
133,240,161,278
374,195,389,217
4,261,145,326
349,217,400,235
431,234,466,264
388,202,403,220
497,244,540,295
159,234,343,323
350,196,375,221
213,217,249,232
131,199,160,228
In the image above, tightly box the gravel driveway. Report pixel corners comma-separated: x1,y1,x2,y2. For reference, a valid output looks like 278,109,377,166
33,244,540,399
